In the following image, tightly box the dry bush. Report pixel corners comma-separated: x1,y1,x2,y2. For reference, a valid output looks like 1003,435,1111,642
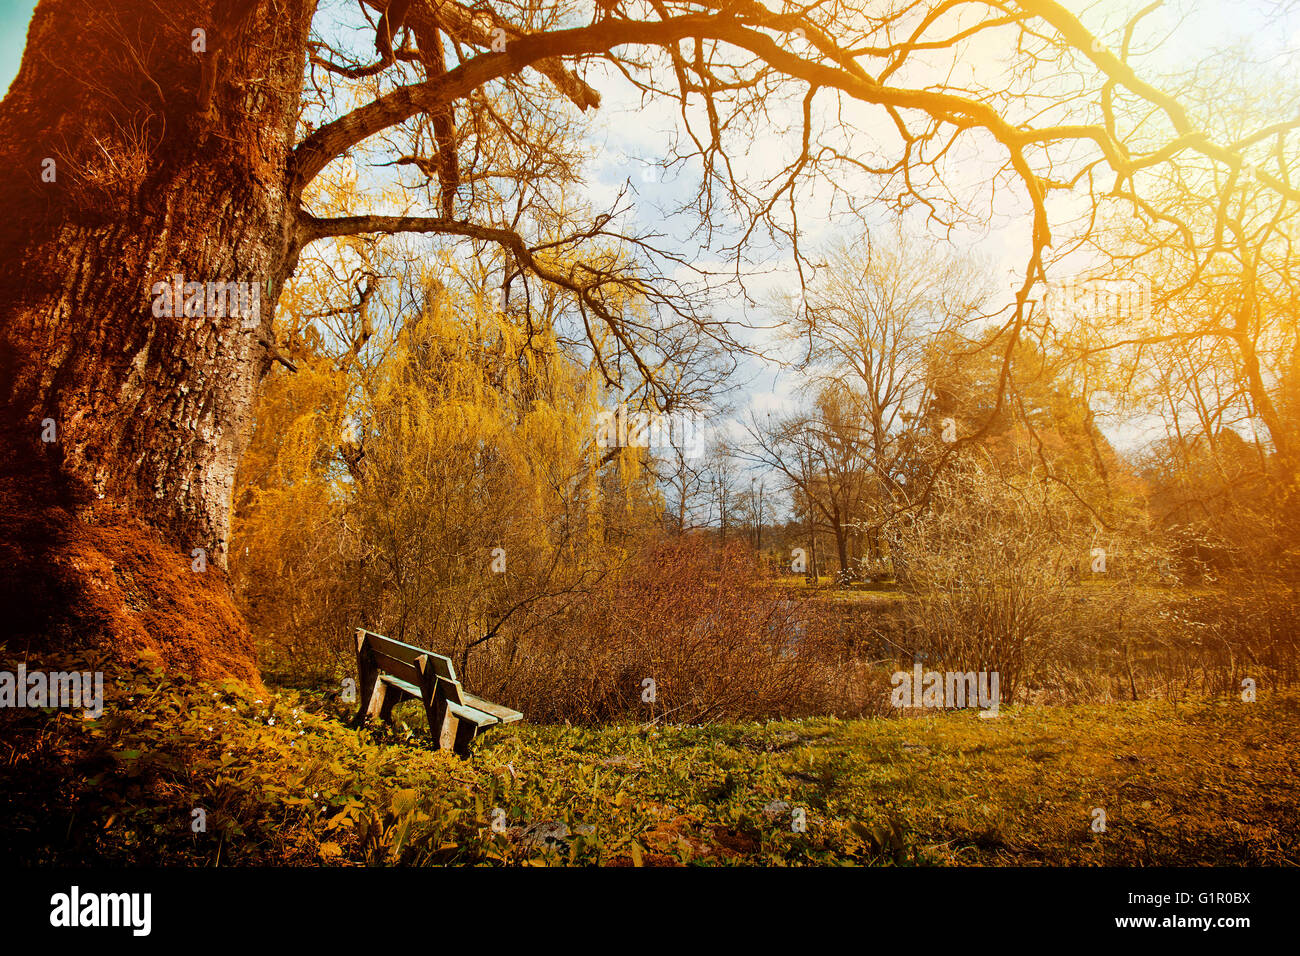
1128,582,1300,700
1027,580,1300,705
885,458,1084,703
881,458,1258,707
468,537,854,724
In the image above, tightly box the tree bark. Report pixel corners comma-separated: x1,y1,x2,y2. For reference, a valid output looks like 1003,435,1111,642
833,521,850,576
0,0,314,680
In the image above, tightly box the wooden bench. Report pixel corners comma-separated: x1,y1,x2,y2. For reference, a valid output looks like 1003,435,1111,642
352,628,522,757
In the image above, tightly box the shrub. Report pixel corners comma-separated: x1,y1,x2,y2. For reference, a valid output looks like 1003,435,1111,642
466,536,848,724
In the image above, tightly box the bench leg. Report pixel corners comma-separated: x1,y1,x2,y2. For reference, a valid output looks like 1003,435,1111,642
452,719,479,758
420,678,479,757
352,633,379,728
351,699,369,729
359,676,388,725
439,713,461,752
378,684,404,724
352,675,380,728
425,691,453,751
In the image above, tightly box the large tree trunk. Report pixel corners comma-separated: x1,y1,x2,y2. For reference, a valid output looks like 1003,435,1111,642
0,0,314,681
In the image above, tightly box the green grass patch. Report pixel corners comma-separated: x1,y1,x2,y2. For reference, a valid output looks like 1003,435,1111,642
1,649,1295,865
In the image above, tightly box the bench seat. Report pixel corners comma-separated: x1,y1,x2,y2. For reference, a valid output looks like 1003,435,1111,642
378,673,421,698
462,691,523,724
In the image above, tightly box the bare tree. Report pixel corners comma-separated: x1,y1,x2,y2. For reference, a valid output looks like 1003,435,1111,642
743,385,870,577
781,225,990,553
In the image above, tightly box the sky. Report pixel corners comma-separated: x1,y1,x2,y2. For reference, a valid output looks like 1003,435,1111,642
2,0,1297,465
0,0,34,92
574,1,1300,454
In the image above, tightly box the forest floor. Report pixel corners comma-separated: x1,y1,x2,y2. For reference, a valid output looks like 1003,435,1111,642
2,648,1296,865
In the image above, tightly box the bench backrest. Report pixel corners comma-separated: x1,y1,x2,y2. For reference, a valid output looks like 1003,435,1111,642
435,675,466,706
356,628,457,686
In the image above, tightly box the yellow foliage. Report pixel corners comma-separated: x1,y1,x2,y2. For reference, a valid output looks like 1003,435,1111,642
231,281,660,676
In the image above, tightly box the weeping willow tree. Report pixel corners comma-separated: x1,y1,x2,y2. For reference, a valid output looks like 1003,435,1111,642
232,279,661,679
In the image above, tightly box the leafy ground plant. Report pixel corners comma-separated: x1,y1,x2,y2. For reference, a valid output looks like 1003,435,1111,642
1,649,1295,866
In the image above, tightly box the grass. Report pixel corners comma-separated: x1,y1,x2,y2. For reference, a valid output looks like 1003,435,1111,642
2,648,1296,866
